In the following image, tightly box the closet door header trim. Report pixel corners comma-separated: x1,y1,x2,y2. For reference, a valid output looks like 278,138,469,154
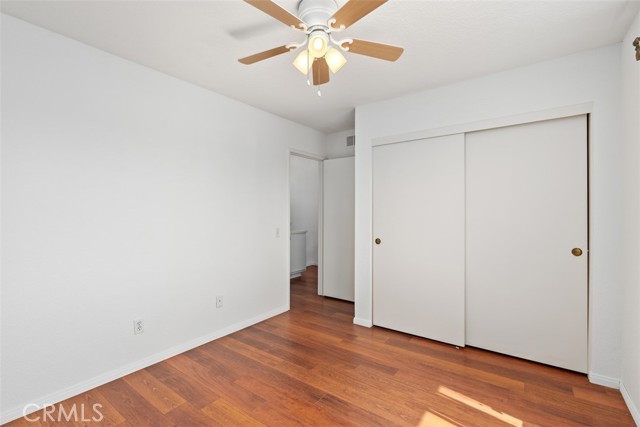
372,102,592,147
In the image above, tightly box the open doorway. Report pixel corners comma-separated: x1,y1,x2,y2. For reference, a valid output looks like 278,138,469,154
289,153,323,296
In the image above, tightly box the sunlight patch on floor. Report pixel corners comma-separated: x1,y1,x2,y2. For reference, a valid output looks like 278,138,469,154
438,385,523,427
417,411,460,427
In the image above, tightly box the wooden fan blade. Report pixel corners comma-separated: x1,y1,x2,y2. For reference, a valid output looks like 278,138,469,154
238,45,293,64
329,0,387,30
341,39,404,61
244,0,304,29
313,58,330,86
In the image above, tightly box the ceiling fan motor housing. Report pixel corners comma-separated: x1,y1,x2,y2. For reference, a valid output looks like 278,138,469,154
298,0,339,28
238,0,404,82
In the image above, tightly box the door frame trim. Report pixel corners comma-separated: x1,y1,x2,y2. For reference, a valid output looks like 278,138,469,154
288,149,326,297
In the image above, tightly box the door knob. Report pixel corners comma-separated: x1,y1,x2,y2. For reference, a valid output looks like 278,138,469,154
375,238,381,245
571,248,583,257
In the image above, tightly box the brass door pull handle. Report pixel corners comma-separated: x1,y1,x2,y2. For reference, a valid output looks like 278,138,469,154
375,238,381,245
571,248,583,257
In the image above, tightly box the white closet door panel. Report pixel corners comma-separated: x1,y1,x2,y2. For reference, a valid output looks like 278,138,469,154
466,115,588,372
323,157,355,301
373,134,465,346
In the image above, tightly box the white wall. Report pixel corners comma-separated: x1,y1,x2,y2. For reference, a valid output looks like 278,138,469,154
0,14,326,423
620,9,640,424
289,155,320,266
355,45,624,384
325,129,355,159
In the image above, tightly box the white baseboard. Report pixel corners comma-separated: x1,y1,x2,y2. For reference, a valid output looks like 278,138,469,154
0,305,289,425
621,382,640,426
353,317,373,327
588,372,620,389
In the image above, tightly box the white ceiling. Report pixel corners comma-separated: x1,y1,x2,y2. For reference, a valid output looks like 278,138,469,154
2,0,639,133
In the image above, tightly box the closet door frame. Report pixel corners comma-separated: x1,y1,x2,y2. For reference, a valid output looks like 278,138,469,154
288,149,325,298
370,102,592,367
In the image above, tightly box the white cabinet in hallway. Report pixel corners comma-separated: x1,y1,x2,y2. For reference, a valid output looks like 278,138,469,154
290,230,307,278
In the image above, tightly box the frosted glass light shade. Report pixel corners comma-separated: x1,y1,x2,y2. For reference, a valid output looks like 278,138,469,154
308,31,328,58
325,47,347,73
293,50,312,74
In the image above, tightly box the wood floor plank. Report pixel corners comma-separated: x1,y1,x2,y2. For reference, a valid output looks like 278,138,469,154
225,327,322,370
53,389,124,427
347,332,526,394
573,385,631,410
165,352,265,413
200,399,267,427
98,379,172,427
122,368,185,414
524,383,595,426
254,319,400,376
197,341,327,405
165,402,223,427
144,360,220,409
219,334,299,371
233,376,334,427
4,266,635,427
314,394,398,427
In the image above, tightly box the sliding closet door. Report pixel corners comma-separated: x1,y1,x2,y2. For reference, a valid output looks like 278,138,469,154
466,115,588,372
373,134,465,346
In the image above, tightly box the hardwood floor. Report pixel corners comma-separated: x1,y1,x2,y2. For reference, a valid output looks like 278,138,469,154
6,266,635,426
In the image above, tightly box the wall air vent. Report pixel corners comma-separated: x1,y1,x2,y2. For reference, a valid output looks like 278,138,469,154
346,135,356,147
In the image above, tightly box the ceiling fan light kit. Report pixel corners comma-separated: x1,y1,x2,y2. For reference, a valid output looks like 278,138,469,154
325,47,347,73
239,0,403,95
308,30,329,58
293,49,313,74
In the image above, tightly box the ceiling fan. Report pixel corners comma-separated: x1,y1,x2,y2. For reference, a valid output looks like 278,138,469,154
238,0,404,93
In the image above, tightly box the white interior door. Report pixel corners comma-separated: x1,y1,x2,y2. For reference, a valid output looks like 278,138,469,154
323,157,355,301
373,134,465,346
465,115,588,372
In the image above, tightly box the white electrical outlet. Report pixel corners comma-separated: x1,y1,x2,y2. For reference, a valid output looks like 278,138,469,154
133,318,144,335
216,295,224,308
